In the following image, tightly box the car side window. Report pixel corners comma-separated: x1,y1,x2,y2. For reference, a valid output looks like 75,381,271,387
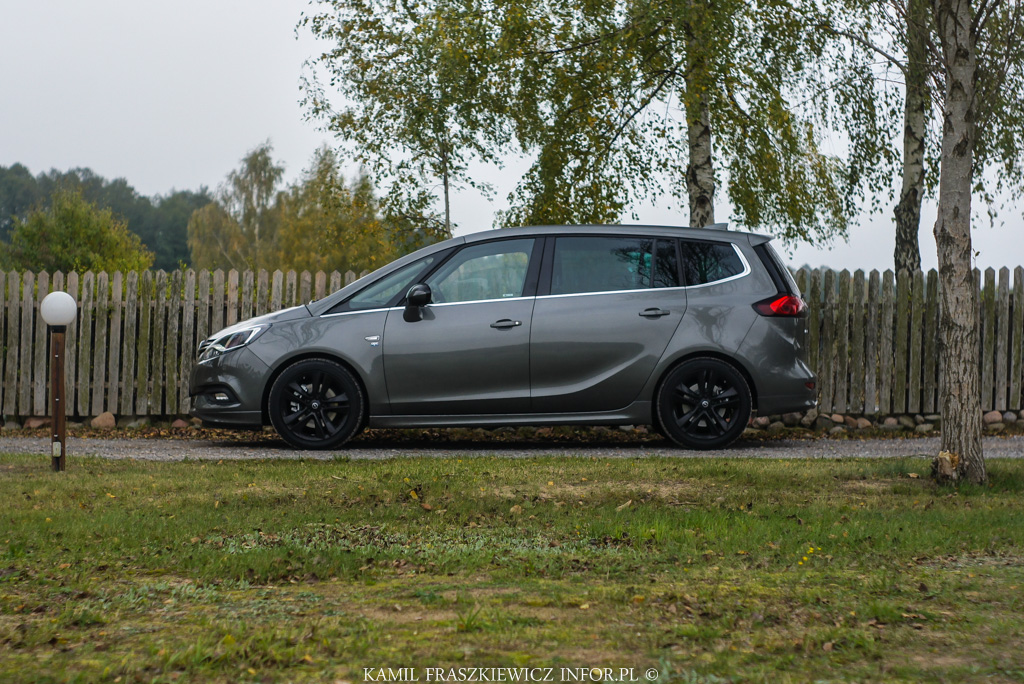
551,237,654,295
679,240,745,286
425,239,534,303
339,255,439,312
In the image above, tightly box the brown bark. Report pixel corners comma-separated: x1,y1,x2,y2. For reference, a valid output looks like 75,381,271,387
894,0,929,276
932,0,985,484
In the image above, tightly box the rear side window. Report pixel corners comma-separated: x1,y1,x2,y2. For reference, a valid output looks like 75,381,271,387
551,237,653,295
680,240,745,286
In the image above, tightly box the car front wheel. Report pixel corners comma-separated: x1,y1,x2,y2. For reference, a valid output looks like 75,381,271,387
268,359,366,450
656,357,751,450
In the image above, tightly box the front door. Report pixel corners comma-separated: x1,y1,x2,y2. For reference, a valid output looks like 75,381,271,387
383,238,538,415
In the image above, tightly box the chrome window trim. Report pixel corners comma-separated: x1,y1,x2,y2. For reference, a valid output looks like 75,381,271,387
420,296,534,308
536,285,688,300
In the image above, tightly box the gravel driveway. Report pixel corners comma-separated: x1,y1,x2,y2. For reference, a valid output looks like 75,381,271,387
2,433,1023,461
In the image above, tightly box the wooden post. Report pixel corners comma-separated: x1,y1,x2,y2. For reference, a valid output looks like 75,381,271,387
50,326,67,472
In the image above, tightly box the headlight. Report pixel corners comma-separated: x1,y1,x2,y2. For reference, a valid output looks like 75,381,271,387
197,324,271,363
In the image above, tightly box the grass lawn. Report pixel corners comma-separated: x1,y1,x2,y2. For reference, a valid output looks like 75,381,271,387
1,451,1023,683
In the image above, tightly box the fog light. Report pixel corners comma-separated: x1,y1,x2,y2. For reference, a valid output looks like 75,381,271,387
214,392,230,402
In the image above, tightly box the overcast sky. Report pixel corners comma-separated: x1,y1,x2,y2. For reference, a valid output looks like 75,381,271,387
1,0,1020,272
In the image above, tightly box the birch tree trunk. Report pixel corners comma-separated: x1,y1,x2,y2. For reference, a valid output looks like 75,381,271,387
687,90,715,229
894,0,929,275
685,5,715,231
932,0,985,484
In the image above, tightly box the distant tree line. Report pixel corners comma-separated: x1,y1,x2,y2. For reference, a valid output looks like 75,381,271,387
0,163,210,271
0,145,445,275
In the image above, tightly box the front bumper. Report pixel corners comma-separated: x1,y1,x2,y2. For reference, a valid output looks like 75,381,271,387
189,347,270,428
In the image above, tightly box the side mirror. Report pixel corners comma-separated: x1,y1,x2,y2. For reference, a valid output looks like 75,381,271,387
406,283,432,307
403,283,432,322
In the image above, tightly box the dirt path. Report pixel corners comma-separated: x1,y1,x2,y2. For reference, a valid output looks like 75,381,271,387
2,432,1023,461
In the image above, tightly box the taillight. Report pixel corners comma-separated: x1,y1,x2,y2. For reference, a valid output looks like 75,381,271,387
753,295,807,317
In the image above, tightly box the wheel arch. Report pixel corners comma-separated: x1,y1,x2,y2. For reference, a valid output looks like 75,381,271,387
653,350,759,414
260,351,371,427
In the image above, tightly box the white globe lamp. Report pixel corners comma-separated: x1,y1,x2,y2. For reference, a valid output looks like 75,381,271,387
40,291,77,471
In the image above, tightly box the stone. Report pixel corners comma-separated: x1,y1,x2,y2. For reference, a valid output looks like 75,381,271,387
767,421,785,433
986,422,1006,434
752,416,771,429
915,423,934,434
914,414,925,425
983,410,1004,425
800,408,818,428
23,417,51,429
831,413,844,424
768,415,782,423
742,427,761,439
924,414,941,423
828,426,847,436
2,419,21,431
126,417,151,429
880,417,901,431
856,418,873,430
898,415,916,430
1002,412,1017,424
171,418,190,429
843,416,858,428
91,412,117,429
813,416,834,431
782,412,802,427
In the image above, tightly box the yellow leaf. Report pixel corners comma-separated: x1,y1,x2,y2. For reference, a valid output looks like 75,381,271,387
106,493,116,498
409,490,418,500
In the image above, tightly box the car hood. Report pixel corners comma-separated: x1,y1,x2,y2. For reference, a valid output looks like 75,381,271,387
204,305,311,341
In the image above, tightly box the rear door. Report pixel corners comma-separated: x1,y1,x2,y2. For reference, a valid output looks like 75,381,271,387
529,235,686,412
382,238,539,415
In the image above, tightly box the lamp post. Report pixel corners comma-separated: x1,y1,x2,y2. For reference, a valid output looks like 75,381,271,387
40,292,77,472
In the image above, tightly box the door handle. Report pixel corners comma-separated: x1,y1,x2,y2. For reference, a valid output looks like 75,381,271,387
639,308,671,319
490,319,522,329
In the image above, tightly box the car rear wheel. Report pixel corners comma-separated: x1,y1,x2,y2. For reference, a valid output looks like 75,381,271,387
656,357,751,450
268,359,366,450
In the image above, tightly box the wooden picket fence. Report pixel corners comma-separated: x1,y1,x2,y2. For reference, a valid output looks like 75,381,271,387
0,268,368,419
1,266,1022,419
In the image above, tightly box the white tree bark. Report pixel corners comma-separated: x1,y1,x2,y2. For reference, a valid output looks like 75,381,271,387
932,0,985,483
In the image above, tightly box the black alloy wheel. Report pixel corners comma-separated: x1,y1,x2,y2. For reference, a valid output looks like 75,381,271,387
656,357,751,450
268,359,366,450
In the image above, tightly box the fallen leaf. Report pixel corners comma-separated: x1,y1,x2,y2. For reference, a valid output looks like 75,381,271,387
908,473,920,479
616,500,633,511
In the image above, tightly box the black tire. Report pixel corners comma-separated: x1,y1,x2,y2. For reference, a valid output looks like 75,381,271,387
268,358,366,450
656,357,751,450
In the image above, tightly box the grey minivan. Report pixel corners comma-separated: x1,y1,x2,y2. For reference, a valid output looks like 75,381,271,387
190,225,816,450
